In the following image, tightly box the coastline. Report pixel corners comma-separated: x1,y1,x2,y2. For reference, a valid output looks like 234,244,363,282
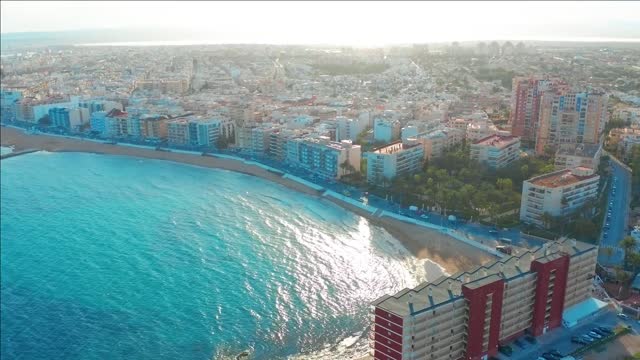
1,126,492,273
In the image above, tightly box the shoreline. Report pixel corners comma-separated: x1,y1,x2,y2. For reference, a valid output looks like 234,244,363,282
1,126,492,273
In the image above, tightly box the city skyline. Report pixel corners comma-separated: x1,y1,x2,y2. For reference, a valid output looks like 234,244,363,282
2,1,640,46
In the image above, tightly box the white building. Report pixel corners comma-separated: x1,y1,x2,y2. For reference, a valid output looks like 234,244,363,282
336,115,368,141
617,107,640,126
365,140,424,184
286,137,361,179
555,143,602,171
373,117,401,143
520,167,600,227
415,127,465,160
470,134,521,169
32,96,80,122
466,118,500,142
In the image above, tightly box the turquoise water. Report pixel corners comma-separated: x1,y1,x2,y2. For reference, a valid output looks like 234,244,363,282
1,152,443,360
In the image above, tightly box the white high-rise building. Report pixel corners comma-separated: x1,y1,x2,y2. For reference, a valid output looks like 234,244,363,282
520,167,600,227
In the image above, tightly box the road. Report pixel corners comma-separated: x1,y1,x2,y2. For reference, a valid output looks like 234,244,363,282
598,159,632,266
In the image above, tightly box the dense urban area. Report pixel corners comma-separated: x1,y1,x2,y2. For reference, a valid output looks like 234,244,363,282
2,40,640,360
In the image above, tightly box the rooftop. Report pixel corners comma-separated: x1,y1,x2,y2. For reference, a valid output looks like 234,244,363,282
371,140,420,154
528,167,598,188
472,134,520,148
372,237,596,317
556,143,602,158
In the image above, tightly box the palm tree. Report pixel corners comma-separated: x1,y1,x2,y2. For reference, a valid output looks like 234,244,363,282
629,252,640,273
620,236,638,268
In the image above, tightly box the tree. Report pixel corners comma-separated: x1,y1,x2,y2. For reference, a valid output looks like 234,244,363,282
620,236,638,268
520,164,529,179
629,252,640,273
541,212,554,229
496,178,513,192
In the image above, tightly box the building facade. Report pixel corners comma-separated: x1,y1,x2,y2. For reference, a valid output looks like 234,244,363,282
365,140,424,184
370,238,597,360
336,115,369,142
48,107,88,131
535,90,608,156
509,77,567,143
470,135,521,169
374,118,401,143
416,127,465,160
520,167,600,227
554,143,602,171
286,137,361,179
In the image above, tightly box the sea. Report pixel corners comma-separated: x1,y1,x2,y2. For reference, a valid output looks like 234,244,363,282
0,151,445,360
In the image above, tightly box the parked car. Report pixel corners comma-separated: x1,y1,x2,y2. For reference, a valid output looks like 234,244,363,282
549,349,563,357
618,313,629,320
571,336,588,345
598,326,613,334
571,336,586,345
580,335,595,343
588,331,602,339
592,328,608,336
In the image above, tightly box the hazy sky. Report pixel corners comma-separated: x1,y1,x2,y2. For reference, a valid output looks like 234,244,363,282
2,1,640,45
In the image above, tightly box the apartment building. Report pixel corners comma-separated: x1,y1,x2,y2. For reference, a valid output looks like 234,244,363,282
374,118,401,143
470,135,521,169
0,90,22,122
78,99,123,114
554,143,602,171
336,115,369,141
520,167,600,227
48,107,89,131
365,140,424,184
139,115,170,141
286,137,361,179
535,90,608,156
616,107,640,126
510,76,568,142
609,127,640,160
167,117,224,147
370,237,598,360
167,118,190,146
103,109,130,138
90,111,108,134
415,127,465,160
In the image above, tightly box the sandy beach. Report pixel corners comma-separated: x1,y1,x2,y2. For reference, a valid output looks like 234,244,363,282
1,126,493,273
